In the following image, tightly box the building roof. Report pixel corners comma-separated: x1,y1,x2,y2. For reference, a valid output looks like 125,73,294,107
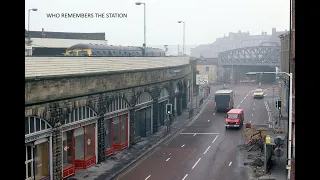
26,29,105,40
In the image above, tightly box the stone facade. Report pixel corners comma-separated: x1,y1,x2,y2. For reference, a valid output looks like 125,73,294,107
25,63,192,180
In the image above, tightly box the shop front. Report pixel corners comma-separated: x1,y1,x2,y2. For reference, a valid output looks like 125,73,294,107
25,116,53,180
104,98,130,156
61,106,98,179
135,92,153,139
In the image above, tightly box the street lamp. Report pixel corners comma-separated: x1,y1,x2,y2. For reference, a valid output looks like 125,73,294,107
135,2,146,48
250,71,293,179
178,21,185,56
28,8,38,32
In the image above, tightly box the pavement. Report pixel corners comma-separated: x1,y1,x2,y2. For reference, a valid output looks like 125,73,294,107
108,84,271,180
68,85,222,180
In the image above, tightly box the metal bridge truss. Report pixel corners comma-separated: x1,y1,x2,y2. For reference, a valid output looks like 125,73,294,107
218,46,280,66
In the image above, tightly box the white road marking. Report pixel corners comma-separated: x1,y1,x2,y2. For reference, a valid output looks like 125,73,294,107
145,175,151,180
182,174,188,180
181,144,185,148
244,96,247,100
192,158,201,169
213,113,215,115
212,135,219,143
229,162,232,166
166,158,170,162
118,147,160,177
169,153,171,155
241,100,243,103
236,104,240,108
203,146,211,154
180,133,219,135
253,108,254,111
208,120,210,122
252,114,253,116
254,103,255,106
193,133,197,136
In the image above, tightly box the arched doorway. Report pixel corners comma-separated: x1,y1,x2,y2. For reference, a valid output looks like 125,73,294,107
25,116,53,180
135,92,153,139
61,106,98,179
104,98,130,156
158,88,169,126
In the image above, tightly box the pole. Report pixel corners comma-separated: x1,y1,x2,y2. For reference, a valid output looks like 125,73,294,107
28,10,30,32
287,73,293,180
183,22,185,56
191,61,194,108
143,3,146,48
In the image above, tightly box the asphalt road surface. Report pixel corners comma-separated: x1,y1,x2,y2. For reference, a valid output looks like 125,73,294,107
115,84,272,180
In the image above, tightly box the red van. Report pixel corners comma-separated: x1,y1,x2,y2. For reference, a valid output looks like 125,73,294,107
225,109,244,130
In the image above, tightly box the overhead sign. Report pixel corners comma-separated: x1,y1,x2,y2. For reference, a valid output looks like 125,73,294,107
196,75,209,85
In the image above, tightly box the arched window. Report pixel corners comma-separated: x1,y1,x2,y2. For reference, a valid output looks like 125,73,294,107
107,98,129,113
137,92,153,105
63,106,97,125
25,116,52,136
159,88,169,99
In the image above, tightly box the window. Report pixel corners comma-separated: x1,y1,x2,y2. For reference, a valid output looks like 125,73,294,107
62,131,73,168
64,106,97,125
74,127,84,160
113,117,120,144
137,92,153,105
227,113,238,119
206,66,209,71
34,143,49,180
85,124,95,159
107,98,129,113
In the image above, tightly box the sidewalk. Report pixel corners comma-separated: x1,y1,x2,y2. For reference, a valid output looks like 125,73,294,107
258,98,288,180
69,91,213,180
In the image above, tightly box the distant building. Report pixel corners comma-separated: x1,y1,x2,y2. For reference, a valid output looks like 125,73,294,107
26,28,108,56
25,30,32,56
191,28,287,58
196,58,218,84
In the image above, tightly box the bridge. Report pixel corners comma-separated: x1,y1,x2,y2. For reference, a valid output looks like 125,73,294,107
217,45,280,83
25,56,197,180
218,46,280,66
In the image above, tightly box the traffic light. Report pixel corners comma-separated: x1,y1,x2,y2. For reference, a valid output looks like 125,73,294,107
274,135,285,158
166,104,172,114
276,100,282,109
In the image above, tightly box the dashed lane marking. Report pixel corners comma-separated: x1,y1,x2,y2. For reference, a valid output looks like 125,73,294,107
192,158,201,169
212,135,219,143
229,162,232,166
181,144,185,148
203,146,211,154
193,133,196,136
145,175,151,180
166,158,170,162
182,174,188,180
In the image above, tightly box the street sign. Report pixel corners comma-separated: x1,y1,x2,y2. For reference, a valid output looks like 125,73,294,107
196,75,209,85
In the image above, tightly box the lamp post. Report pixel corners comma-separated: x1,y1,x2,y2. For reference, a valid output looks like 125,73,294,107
28,8,38,32
249,71,293,179
178,21,185,56
135,2,146,48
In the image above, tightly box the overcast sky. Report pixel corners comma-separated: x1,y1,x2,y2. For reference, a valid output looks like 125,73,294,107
25,0,290,46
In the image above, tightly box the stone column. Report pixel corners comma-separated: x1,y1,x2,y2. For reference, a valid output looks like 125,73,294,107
129,106,136,146
52,122,62,180
152,98,159,133
97,116,105,163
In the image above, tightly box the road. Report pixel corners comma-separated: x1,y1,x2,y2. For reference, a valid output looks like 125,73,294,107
115,84,272,180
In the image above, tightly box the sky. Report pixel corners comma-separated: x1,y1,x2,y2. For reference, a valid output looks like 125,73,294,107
25,0,290,46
